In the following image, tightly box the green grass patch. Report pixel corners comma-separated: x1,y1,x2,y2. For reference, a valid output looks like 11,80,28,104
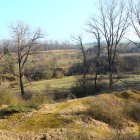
0,113,73,131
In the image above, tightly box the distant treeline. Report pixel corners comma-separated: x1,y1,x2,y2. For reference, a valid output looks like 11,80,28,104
0,40,77,52
40,40,77,50
0,39,140,52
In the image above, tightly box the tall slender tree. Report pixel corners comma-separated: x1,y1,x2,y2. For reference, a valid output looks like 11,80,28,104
88,0,129,86
72,35,88,96
10,21,44,98
90,29,102,90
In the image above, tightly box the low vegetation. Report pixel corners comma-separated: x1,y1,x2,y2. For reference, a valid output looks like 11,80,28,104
0,85,140,139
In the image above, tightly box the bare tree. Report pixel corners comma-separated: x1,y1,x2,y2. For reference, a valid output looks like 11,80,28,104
10,21,44,98
129,0,140,48
72,35,88,96
87,27,102,90
88,0,129,86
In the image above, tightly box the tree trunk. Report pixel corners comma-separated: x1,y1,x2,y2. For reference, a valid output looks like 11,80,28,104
94,72,98,89
83,65,87,96
82,46,87,96
19,74,25,98
94,59,100,90
109,65,113,87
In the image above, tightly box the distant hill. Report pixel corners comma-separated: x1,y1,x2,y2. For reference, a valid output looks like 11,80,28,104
83,40,106,46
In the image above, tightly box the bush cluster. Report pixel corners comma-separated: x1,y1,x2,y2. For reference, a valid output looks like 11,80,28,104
25,65,64,81
0,89,50,118
0,88,19,106
71,78,107,98
87,98,124,128
125,101,140,121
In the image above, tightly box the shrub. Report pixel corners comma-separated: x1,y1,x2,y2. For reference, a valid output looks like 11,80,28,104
24,88,54,107
0,89,19,106
93,81,108,93
45,71,53,79
30,71,53,81
24,64,53,81
115,91,133,99
27,95,45,109
87,99,124,128
53,71,64,79
23,91,33,100
125,101,140,121
0,54,15,74
0,94,46,118
71,79,98,98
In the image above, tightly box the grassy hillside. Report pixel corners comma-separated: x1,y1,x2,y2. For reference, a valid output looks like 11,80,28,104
0,89,140,140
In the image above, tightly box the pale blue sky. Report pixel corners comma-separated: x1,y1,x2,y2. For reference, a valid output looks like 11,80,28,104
0,0,98,42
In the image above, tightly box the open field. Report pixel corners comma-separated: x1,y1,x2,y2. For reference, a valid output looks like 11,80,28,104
9,50,140,70
29,49,81,68
24,74,140,94
6,74,140,99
